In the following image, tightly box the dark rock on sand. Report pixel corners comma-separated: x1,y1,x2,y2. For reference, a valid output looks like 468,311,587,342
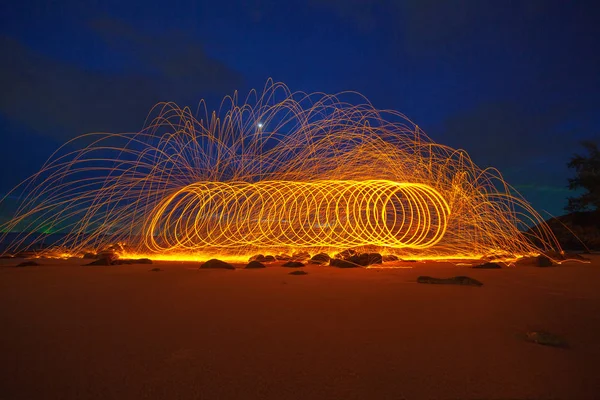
15,260,40,267
515,255,555,267
84,258,152,266
199,259,235,270
525,331,568,348
82,252,96,259
245,261,266,269
472,262,502,269
514,256,538,266
291,251,311,261
84,258,112,266
149,268,161,272
334,249,357,259
14,251,36,258
249,254,266,262
264,255,276,262
347,255,363,265
112,258,153,265
382,254,399,262
347,253,382,266
289,270,308,275
330,258,362,268
417,276,483,286
537,255,553,267
309,253,330,265
275,254,291,261
480,253,516,264
366,253,383,264
282,261,304,268
96,250,118,262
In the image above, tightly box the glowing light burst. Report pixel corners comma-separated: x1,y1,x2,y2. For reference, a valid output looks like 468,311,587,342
145,180,449,251
0,81,560,260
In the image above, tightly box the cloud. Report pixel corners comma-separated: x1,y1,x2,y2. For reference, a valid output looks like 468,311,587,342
0,22,242,140
441,101,574,169
438,100,596,214
89,18,242,92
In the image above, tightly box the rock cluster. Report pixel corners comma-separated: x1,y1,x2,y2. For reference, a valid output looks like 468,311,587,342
245,260,266,269
199,259,235,270
328,251,384,268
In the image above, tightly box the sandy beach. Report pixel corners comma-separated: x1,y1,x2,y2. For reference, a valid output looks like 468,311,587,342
1,257,599,399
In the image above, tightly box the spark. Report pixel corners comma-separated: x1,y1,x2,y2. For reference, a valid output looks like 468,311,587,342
0,81,560,261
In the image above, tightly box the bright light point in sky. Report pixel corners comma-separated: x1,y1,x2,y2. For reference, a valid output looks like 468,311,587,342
257,122,264,128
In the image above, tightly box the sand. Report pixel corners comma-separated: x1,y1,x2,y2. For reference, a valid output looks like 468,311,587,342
1,257,599,399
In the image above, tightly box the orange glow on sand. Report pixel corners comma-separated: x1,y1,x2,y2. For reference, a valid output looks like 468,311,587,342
0,81,560,261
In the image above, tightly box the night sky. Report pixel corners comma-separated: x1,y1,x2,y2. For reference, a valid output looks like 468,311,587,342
1,0,599,218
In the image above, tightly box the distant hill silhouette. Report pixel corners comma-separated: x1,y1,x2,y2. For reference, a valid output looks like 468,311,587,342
530,211,600,251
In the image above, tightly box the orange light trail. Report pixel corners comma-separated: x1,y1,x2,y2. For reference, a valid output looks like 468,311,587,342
0,80,560,261
145,180,450,251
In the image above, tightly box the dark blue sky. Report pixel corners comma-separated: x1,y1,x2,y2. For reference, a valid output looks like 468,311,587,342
1,0,599,218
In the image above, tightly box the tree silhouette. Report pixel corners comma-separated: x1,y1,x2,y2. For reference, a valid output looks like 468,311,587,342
566,141,600,213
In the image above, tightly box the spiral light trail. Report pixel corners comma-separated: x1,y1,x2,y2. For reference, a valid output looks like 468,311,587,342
145,180,450,251
0,80,560,261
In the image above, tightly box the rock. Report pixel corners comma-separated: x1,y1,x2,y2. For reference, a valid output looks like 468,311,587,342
149,268,161,272
382,254,399,262
347,253,382,266
83,258,112,266
417,276,483,286
291,251,311,261
330,258,362,268
245,261,266,269
275,254,291,261
199,259,235,270
515,255,555,267
96,250,118,262
472,262,502,269
282,261,304,268
537,255,553,267
249,254,266,262
111,258,153,265
525,331,568,348
514,256,537,266
334,249,357,259
15,260,39,267
14,251,36,258
347,255,363,265
289,270,308,275
82,252,96,259
110,259,130,265
264,255,276,262
366,253,382,264
309,253,330,265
